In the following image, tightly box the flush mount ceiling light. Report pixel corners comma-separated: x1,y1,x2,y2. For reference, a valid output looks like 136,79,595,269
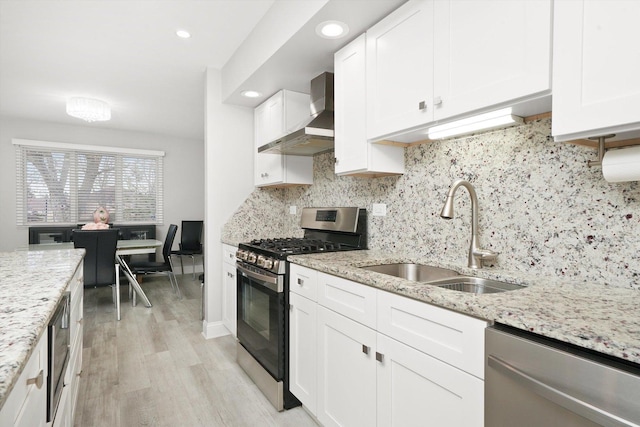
176,29,191,39
427,107,523,140
66,97,111,122
241,90,262,98
316,20,349,39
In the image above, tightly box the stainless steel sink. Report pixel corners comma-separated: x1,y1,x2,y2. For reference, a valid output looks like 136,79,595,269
360,263,460,282
426,276,524,294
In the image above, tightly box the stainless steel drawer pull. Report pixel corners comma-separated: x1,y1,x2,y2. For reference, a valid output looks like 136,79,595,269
362,345,370,355
488,355,636,427
297,278,304,285
27,369,44,389
418,100,427,110
376,352,384,362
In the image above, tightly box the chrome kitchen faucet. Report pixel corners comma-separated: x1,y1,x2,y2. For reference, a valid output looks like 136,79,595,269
440,179,497,269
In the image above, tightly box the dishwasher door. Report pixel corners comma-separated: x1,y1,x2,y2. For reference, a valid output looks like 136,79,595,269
485,325,640,427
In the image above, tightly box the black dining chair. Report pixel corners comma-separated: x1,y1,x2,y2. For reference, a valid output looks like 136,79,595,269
73,228,122,319
171,220,204,279
129,224,181,299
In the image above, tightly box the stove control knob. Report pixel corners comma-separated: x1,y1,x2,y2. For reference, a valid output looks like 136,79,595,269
256,255,266,267
247,252,257,264
263,258,274,270
236,250,247,261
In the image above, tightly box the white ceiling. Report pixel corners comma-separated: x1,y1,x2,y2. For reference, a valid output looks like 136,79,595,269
0,0,404,141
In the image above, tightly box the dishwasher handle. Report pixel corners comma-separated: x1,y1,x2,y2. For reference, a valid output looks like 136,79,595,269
488,355,638,427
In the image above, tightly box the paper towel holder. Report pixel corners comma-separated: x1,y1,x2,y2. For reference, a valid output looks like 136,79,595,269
587,134,616,168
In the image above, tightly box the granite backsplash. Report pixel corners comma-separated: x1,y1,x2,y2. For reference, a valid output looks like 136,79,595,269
222,117,640,290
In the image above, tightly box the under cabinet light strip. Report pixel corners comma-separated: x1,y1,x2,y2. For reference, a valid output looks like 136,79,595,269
427,108,524,140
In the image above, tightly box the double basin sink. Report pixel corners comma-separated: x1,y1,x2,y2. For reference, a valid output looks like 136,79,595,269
360,263,523,294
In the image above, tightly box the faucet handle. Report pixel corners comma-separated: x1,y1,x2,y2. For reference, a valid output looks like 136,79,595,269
477,248,498,261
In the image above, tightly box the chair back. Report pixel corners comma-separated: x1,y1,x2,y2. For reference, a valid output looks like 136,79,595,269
180,220,203,252
163,224,179,264
73,229,119,287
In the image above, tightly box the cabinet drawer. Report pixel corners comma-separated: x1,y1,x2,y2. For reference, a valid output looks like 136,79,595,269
222,244,237,266
290,264,318,301
377,290,487,379
69,287,83,350
68,263,83,305
317,272,377,329
0,333,47,426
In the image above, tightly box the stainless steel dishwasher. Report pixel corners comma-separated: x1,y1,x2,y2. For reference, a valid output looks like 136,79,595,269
485,324,640,427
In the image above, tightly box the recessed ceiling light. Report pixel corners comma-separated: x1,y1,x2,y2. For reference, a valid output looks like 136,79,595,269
316,21,349,39
176,30,191,39
241,90,262,98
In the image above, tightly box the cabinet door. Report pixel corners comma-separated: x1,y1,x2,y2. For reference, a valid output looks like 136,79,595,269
377,334,484,427
366,0,434,141
552,0,640,141
222,261,237,336
335,33,368,174
254,100,284,185
433,0,551,121
289,292,318,414
317,306,377,427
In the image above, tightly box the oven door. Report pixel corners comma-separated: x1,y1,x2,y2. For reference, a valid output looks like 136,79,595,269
236,262,285,380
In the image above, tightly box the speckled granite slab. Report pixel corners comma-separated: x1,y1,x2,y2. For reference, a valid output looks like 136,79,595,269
288,250,640,365
0,249,84,410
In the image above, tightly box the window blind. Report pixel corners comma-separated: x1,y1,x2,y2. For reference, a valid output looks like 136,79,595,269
14,139,164,226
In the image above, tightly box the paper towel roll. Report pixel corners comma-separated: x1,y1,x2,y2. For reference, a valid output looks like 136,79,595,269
602,145,640,182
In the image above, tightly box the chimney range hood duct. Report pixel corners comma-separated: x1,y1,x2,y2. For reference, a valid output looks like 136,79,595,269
258,72,334,156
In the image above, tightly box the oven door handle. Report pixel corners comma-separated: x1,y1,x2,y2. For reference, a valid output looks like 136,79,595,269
236,264,283,293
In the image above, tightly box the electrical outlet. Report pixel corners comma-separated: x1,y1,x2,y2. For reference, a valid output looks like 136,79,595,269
289,205,297,215
372,203,387,216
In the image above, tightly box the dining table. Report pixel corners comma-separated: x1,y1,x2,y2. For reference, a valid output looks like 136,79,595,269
27,239,162,318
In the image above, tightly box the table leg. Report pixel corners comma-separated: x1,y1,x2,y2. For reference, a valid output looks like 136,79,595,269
116,254,153,308
115,264,121,320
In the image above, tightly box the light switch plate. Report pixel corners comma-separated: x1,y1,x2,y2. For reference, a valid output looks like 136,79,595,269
372,203,387,216
289,205,297,215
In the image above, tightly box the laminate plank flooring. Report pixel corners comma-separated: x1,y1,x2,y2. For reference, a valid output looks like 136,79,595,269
75,274,318,427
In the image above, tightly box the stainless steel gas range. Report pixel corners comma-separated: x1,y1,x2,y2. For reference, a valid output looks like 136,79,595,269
235,207,367,411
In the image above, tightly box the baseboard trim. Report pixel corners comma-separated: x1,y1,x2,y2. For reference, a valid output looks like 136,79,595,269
202,320,230,339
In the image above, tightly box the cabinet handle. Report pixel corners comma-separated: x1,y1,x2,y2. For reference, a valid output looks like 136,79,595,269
335,157,339,165
227,272,234,278
229,253,234,259
362,345,370,355
418,100,427,110
297,278,304,286
376,352,384,362
434,96,443,106
26,369,44,389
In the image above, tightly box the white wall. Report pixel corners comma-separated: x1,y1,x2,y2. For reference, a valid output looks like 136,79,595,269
203,68,255,338
0,116,204,253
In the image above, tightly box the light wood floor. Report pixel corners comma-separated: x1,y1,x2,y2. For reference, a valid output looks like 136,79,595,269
75,274,318,427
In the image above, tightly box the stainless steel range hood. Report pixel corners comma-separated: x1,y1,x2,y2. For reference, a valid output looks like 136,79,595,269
258,72,334,156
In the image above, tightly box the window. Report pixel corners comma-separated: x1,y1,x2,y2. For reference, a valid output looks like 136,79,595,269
14,139,164,225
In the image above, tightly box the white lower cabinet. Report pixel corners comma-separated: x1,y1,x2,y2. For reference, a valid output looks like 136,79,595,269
0,332,48,427
222,244,237,336
317,305,377,427
289,292,318,414
288,264,486,427
376,333,483,427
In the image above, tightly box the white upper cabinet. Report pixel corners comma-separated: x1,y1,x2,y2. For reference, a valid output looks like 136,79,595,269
552,0,640,142
366,0,552,143
254,90,313,187
366,0,434,142
433,0,552,122
334,33,405,176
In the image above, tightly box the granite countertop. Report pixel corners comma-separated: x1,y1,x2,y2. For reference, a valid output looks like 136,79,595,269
287,250,640,365
0,249,85,411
